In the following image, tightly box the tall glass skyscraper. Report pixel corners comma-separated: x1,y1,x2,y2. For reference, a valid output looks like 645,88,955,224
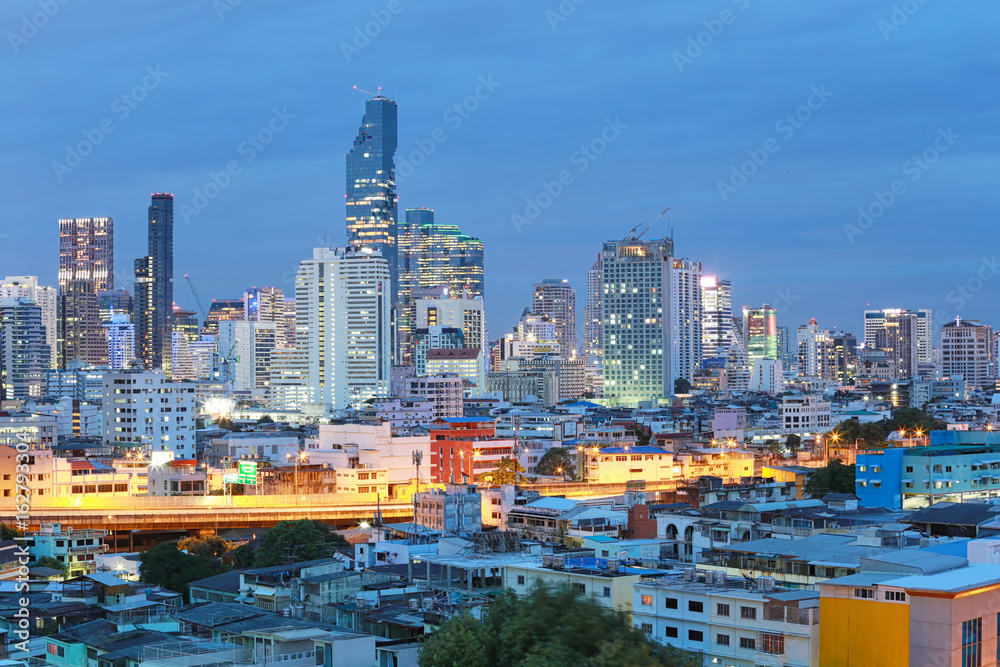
346,95,398,293
700,276,732,360
134,193,174,373
742,305,778,366
397,207,484,364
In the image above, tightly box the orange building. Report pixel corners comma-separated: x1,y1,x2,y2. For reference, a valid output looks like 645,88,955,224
429,417,515,483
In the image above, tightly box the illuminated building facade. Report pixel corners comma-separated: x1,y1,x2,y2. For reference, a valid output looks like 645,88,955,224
670,259,702,383
741,305,778,366
532,279,577,356
700,275,732,360
133,194,174,374
584,254,603,363
1,277,57,369
0,298,49,399
58,217,114,292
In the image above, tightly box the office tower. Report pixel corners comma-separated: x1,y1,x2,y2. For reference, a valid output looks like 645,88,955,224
831,332,859,385
0,298,50,399
670,259,702,383
413,326,465,376
98,289,133,323
397,208,484,363
188,335,217,380
102,370,195,456
244,287,290,348
295,247,392,409
203,299,244,337
134,194,174,373
425,349,486,397
742,305,778,366
796,319,836,381
58,217,114,291
532,279,577,357
218,320,277,393
498,309,560,362
172,307,200,343
750,358,784,393
776,325,795,373
104,311,135,370
864,308,932,368
600,237,673,406
700,275,732,360
942,318,996,389
1,276,57,368
282,299,297,349
415,292,486,354
584,254,603,363
57,281,106,367
346,95,398,293
268,348,310,410
865,309,919,379
171,331,195,381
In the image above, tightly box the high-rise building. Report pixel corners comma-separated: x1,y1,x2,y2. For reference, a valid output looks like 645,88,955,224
700,275,732,360
134,194,174,374
670,259,702,382
295,246,392,409
397,208,484,363
831,332,858,385
102,370,195,457
346,95,398,293
601,238,673,406
532,279,577,357
415,294,486,355
98,289,133,323
104,311,135,370
413,326,465,376
864,309,920,379
942,317,996,389
584,254,603,363
171,331,195,381
57,280,106,367
796,318,836,381
742,305,778,366
0,298,50,399
203,299,244,337
776,325,796,373
244,287,290,348
218,320,277,394
1,276,57,369
58,217,114,292
172,307,200,343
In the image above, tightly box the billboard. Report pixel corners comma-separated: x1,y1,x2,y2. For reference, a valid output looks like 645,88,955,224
237,462,258,485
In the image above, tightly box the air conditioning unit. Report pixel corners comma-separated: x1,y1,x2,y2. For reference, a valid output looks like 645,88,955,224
409,598,419,611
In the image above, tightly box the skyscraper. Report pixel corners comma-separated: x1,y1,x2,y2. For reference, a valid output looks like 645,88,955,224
57,280,106,367
104,311,135,370
397,208,484,363
0,298,50,399
58,217,114,292
244,287,290,348
942,318,995,389
864,308,931,375
346,95,398,292
584,254,603,363
532,279,577,356
415,292,486,354
700,275,732,360
218,320,277,393
295,246,392,409
796,318,836,381
601,237,673,406
670,259,702,382
742,305,778,366
134,194,174,373
1,276,57,369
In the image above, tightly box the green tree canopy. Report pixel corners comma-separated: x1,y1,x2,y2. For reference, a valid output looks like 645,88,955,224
419,582,700,667
785,434,801,450
253,520,350,568
32,556,67,573
257,415,275,424
674,378,692,395
804,460,856,498
535,448,576,479
883,407,945,435
482,457,526,486
0,524,22,540
829,419,888,448
230,543,256,569
139,544,212,601
177,535,233,575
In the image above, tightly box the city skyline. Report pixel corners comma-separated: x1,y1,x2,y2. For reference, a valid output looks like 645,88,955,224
2,3,998,342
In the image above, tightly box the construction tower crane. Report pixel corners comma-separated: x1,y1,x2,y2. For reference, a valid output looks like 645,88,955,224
185,274,239,395
622,207,670,242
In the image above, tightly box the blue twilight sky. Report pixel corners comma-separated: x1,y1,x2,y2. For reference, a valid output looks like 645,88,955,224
1,1,998,341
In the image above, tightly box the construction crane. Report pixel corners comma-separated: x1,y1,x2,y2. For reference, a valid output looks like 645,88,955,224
185,274,239,395
184,275,209,324
622,207,670,242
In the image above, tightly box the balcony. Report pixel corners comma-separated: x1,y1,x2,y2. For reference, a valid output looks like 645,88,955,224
69,543,110,554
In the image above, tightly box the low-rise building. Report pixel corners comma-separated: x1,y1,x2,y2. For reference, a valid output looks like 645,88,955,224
414,484,482,534
27,522,108,577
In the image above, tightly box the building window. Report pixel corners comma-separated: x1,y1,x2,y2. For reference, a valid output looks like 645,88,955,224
854,588,875,599
641,623,652,634
688,630,703,642
740,606,757,620
716,633,730,646
665,626,678,638
516,575,525,585
641,594,653,606
572,582,586,594
962,617,981,667
664,597,678,609
688,600,703,613
717,603,730,616
761,633,785,655
603,586,611,598
739,637,756,650
885,590,906,601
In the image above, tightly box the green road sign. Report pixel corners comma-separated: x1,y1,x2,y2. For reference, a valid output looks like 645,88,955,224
237,461,258,485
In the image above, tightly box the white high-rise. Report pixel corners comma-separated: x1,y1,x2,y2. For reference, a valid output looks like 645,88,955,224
532,279,577,356
700,275,732,359
104,311,135,370
1,276,58,369
218,320,277,394
584,254,603,363
864,308,932,369
942,318,996,389
670,259,702,383
244,287,289,349
296,247,392,409
796,318,836,381
102,370,196,457
415,294,486,353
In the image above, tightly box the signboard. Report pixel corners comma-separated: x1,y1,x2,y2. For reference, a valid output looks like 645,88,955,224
237,462,258,485
223,473,238,484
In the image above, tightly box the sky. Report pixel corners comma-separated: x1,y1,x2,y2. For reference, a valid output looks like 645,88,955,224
2,1,998,342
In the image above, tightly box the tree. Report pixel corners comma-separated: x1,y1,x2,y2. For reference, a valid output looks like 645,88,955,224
230,543,256,569
0,524,21,540
674,377,692,395
804,460,856,497
481,457,526,486
785,434,801,451
177,535,233,575
858,422,888,449
139,544,212,601
536,447,576,479
419,582,700,667
831,419,862,444
31,556,67,573
883,407,946,435
257,415,275,424
253,520,349,568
